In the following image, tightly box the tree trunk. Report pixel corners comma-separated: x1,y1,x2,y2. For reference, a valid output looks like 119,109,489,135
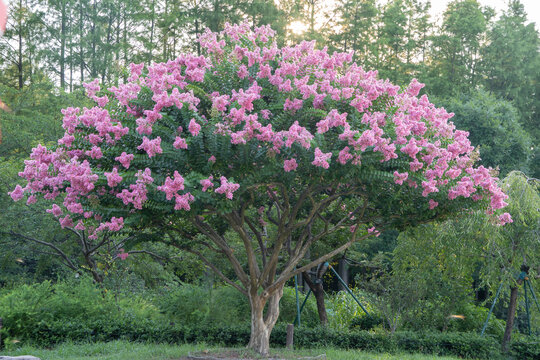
302,271,328,326
18,0,23,89
79,0,84,84
60,0,66,90
248,286,283,356
338,258,348,291
313,282,328,326
502,285,519,352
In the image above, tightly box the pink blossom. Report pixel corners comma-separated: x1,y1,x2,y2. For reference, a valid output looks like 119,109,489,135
189,118,201,136
173,137,188,149
200,176,214,192
137,137,162,158
407,78,425,97
498,212,513,226
105,167,123,188
86,146,103,159
429,199,439,209
175,192,194,210
75,220,85,231
26,195,37,205
237,65,249,79
284,158,298,172
260,109,271,119
46,204,63,217
115,152,134,169
59,215,74,229
208,155,216,163
283,98,303,113
118,248,129,260
338,147,353,164
157,171,185,200
9,185,24,201
422,180,439,197
401,139,421,158
312,148,332,169
393,171,408,185
212,94,230,112
215,176,240,200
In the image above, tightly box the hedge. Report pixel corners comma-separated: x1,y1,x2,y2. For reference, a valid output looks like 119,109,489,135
1,320,508,359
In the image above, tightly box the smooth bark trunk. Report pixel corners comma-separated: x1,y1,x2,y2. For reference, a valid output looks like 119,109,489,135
248,287,283,356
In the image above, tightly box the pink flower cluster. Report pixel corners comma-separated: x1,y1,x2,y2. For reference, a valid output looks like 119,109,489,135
105,167,123,187
312,148,332,169
117,168,153,209
157,171,194,210
215,176,240,200
115,152,134,169
200,176,214,192
137,136,162,158
284,159,298,172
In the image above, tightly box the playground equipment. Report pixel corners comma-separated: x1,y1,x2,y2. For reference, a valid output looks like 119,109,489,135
481,268,540,336
294,262,370,326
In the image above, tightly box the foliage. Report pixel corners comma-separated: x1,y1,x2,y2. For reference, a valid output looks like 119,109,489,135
156,284,319,327
0,278,164,347
325,288,376,331
446,304,505,338
0,0,537,353
510,337,540,360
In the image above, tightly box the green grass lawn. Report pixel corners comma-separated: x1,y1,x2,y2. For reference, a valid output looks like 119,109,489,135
1,340,466,360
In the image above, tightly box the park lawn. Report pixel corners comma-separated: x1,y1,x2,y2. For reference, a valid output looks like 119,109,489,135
1,340,466,360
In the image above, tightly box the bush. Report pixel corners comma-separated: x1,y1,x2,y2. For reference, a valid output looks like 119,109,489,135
350,313,384,330
155,283,212,325
510,338,540,360
157,284,318,327
276,287,319,327
446,303,505,338
0,278,165,347
325,289,375,330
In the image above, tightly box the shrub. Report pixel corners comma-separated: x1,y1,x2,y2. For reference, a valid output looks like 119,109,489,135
510,338,540,360
446,303,505,338
155,283,212,325
0,278,164,347
325,289,375,330
350,313,384,330
276,287,319,327
157,284,318,327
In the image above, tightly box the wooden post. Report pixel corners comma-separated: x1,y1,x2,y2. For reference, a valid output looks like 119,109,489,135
286,324,294,350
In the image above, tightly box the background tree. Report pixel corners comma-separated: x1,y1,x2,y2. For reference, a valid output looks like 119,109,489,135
426,0,490,96
481,0,539,178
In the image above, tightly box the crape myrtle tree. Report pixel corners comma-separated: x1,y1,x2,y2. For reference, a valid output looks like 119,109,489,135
9,23,511,355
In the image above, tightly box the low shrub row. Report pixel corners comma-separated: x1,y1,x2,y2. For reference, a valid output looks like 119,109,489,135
1,320,503,359
510,339,540,360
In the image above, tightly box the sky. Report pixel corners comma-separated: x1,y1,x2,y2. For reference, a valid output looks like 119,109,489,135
429,0,539,29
